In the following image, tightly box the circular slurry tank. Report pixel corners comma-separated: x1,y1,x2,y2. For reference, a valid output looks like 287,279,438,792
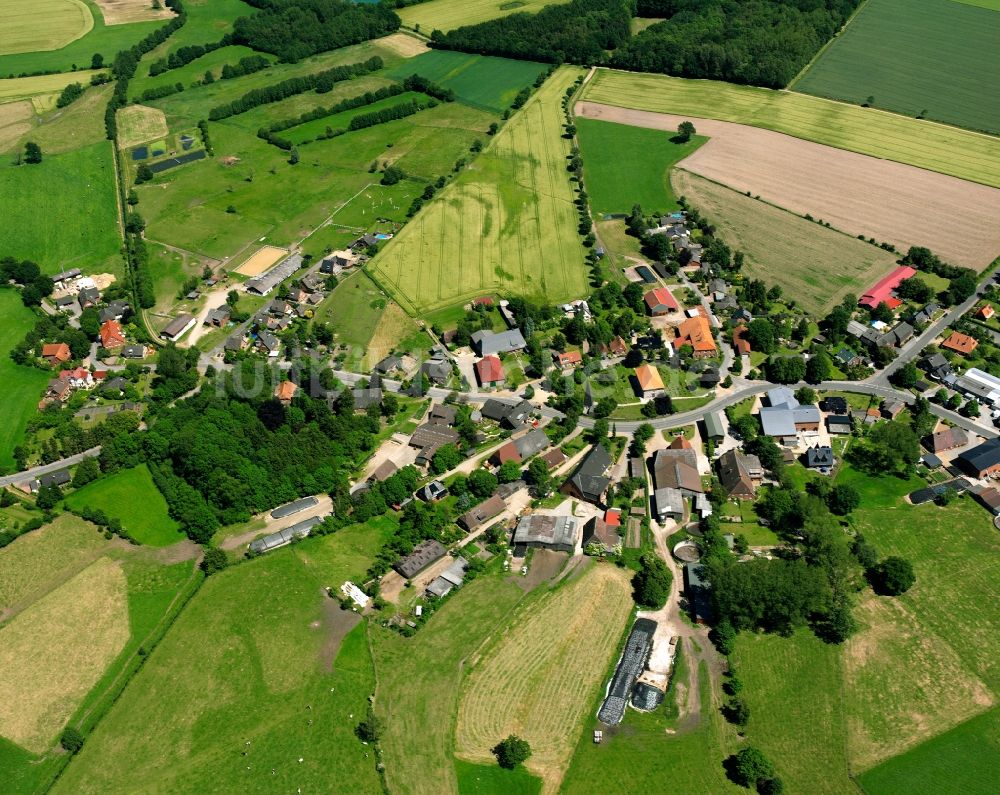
672,539,701,563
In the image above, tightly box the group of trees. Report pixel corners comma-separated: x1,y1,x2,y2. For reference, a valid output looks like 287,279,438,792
614,0,860,88
901,246,978,306
431,0,632,65
232,0,400,63
56,82,85,108
632,553,672,608
347,97,429,131
219,53,271,80
148,40,226,77
208,56,383,120
0,256,53,307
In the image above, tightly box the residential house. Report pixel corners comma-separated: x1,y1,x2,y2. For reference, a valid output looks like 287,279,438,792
121,344,148,359
99,320,127,350
470,328,526,356
51,267,81,287
673,315,717,358
206,305,232,326
912,303,940,325
633,363,665,398
957,437,1000,478
512,514,578,552
540,448,567,470
274,380,298,405
422,357,452,385
732,325,751,356
481,398,533,429
224,334,246,353
42,377,72,406
881,399,906,420
834,347,862,369
875,322,914,349
582,516,621,554
418,480,448,501
54,295,76,310
978,304,995,321
561,445,612,504
555,350,583,369
652,441,702,498
601,336,628,357
257,331,280,357
394,539,448,579
77,286,100,309
717,449,760,499
475,355,505,388
26,469,72,493
858,266,916,310
925,427,968,454
374,354,402,375
821,396,849,414
804,446,834,472
941,331,978,356
643,287,679,316
457,494,506,532
41,342,71,366
408,423,460,466
368,459,398,483
160,313,196,342
98,300,130,323
493,429,549,465
59,367,93,389
922,353,953,381
428,404,456,426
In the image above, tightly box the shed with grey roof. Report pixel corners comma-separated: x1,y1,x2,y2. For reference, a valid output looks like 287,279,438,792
512,514,578,552
470,328,526,356
395,539,447,579
249,515,322,554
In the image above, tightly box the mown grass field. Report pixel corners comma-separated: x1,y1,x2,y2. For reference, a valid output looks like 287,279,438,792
793,0,1000,134
0,140,121,274
858,706,999,795
581,68,1000,189
370,67,589,313
64,464,185,547
0,0,93,56
52,524,391,795
671,171,899,316
311,270,390,355
0,292,49,473
455,565,632,787
16,82,113,154
0,0,165,76
576,118,705,215
0,557,129,753
399,0,572,33
0,69,104,102
455,759,541,795
385,49,549,113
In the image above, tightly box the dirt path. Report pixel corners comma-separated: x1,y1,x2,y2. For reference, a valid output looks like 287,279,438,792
184,282,238,347
220,495,333,551
575,100,1000,270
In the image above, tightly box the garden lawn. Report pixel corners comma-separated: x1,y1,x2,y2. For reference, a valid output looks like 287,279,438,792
52,526,389,795
399,0,572,33
0,291,49,473
0,140,121,274
385,50,549,113
370,67,589,313
0,0,165,76
576,118,705,215
581,69,1000,189
793,0,1000,134
64,464,185,547
857,706,1000,795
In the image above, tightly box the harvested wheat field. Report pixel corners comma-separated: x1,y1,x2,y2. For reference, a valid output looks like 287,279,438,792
116,103,168,148
0,99,34,152
672,171,900,316
845,595,994,772
455,564,632,790
234,245,287,276
94,0,174,25
578,102,1000,271
365,301,420,367
0,557,129,753
377,32,429,58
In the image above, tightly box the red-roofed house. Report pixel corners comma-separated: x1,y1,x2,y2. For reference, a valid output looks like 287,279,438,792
555,350,582,369
473,296,494,307
979,304,995,321
644,287,679,316
41,342,71,366
673,315,717,357
475,355,505,388
604,508,622,527
99,320,126,350
941,331,979,356
858,266,916,310
59,367,93,388
732,324,751,355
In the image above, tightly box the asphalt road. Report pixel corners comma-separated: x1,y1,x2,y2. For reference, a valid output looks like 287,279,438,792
0,447,101,488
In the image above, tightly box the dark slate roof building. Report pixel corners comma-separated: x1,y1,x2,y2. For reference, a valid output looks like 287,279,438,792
352,388,383,410
374,354,402,374
561,445,612,504
957,437,1000,478
513,514,578,552
422,358,451,384
470,328,526,356
395,539,448,579
457,494,506,531
805,445,834,471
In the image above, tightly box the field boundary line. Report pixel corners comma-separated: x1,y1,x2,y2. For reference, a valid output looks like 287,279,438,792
787,0,873,89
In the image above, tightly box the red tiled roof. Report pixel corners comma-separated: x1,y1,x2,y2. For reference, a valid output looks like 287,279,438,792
494,441,520,464
941,331,978,356
673,315,717,354
732,324,751,355
41,342,71,362
644,287,679,312
858,266,916,309
604,508,622,527
556,350,582,367
634,363,665,391
99,320,126,349
475,355,504,384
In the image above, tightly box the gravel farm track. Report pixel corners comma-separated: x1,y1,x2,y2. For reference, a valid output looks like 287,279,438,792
576,101,1000,271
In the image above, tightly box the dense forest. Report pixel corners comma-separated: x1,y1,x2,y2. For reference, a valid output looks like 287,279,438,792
232,0,400,62
430,0,633,65
430,0,857,88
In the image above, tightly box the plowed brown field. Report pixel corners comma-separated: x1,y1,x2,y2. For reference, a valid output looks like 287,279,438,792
577,102,1000,271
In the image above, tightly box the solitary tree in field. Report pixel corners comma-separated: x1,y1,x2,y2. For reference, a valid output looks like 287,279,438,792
288,146,300,165
24,141,42,164
91,53,104,69
677,120,696,141
492,735,531,769
729,745,774,787
60,727,84,754
870,556,916,596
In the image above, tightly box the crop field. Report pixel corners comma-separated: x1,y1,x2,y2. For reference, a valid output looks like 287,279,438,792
385,50,549,113
0,140,121,274
582,102,1000,270
93,0,174,26
370,67,589,314
64,464,185,547
671,172,899,316
580,69,1000,190
0,558,129,753
53,525,393,795
858,707,999,795
575,117,705,215
0,70,104,102
0,514,107,613
0,292,49,473
455,565,632,786
793,0,1000,134
0,0,93,56
399,0,572,33
372,571,528,795
116,103,168,147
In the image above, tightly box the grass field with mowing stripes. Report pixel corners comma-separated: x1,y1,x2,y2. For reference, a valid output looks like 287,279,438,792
793,0,1000,134
581,69,1000,189
576,117,705,215
399,0,572,33
370,66,589,313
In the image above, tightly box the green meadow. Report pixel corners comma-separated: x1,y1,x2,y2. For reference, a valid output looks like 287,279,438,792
794,0,1000,133
64,464,185,547
0,291,48,473
576,118,706,215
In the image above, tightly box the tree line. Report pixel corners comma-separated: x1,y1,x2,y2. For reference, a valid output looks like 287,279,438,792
207,56,383,120
148,40,225,77
232,0,400,63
